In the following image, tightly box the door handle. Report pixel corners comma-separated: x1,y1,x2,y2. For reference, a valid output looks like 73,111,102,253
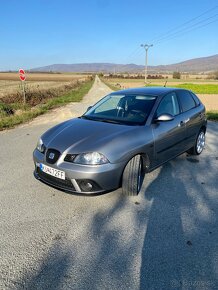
178,121,185,127
178,118,190,127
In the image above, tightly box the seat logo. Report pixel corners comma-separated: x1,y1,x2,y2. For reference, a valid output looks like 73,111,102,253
49,152,55,159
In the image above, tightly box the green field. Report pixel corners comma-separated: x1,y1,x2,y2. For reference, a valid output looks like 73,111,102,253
102,77,218,94
150,83,218,94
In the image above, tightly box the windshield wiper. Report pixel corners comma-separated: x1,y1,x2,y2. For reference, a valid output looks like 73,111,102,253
98,119,123,124
80,116,99,121
80,116,121,124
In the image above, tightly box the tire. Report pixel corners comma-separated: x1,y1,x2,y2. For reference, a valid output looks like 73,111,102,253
122,155,143,196
187,129,205,155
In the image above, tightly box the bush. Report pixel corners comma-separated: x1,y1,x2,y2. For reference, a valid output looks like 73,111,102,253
213,71,218,80
173,71,181,79
0,102,14,117
147,74,164,79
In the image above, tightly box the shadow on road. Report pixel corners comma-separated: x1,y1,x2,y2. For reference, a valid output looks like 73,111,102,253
16,241,71,290
140,161,217,289
14,125,218,289
140,163,188,289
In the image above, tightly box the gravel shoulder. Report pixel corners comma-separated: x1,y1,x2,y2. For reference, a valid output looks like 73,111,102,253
0,77,217,290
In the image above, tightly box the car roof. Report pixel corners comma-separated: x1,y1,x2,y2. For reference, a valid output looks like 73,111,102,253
110,86,182,96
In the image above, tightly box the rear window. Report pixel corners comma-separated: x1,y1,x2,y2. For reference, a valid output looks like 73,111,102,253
177,90,196,112
190,92,200,106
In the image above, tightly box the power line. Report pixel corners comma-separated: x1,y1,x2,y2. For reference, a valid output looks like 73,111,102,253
125,46,142,60
113,46,142,73
150,5,218,43
155,17,218,45
114,5,218,72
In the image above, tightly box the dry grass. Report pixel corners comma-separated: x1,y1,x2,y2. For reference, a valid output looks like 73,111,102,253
0,72,88,82
197,95,218,111
0,73,90,101
0,73,93,129
0,78,94,130
0,80,76,99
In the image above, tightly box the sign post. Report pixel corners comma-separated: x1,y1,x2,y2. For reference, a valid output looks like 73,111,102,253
19,69,26,104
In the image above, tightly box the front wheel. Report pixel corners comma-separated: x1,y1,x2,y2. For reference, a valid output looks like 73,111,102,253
187,130,205,155
122,155,143,196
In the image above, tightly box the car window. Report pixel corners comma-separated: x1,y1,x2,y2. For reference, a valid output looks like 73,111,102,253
84,94,157,125
95,96,120,113
190,92,200,106
177,90,196,112
156,92,180,117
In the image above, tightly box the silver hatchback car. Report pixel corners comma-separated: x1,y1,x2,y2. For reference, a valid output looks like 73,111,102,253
33,87,207,195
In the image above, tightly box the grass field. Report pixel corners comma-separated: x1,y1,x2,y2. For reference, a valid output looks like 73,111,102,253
0,72,87,82
102,78,218,93
0,73,89,99
102,77,218,121
0,73,93,130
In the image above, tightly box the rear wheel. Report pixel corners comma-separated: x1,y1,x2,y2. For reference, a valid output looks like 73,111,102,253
187,130,205,155
122,155,143,196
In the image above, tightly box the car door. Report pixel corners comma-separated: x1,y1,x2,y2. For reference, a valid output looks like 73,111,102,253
152,92,186,166
176,90,204,149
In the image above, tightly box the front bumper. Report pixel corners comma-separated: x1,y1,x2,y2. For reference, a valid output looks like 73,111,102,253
33,149,126,194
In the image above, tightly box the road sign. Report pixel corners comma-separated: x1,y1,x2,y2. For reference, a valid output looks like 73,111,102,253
19,69,26,81
19,69,26,103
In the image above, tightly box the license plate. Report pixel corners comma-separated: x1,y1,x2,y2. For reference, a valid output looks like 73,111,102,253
39,163,65,180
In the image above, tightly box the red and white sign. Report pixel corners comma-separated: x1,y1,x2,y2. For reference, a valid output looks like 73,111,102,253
19,69,26,81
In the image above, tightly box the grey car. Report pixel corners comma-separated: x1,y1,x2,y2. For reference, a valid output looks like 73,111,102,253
33,87,207,196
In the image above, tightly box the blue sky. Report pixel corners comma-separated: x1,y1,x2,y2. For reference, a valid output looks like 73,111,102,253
0,0,217,70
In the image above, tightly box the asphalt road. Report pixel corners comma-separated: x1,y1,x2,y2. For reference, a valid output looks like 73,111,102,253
0,77,218,290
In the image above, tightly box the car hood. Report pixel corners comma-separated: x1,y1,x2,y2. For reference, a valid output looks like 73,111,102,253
42,118,153,163
43,117,136,151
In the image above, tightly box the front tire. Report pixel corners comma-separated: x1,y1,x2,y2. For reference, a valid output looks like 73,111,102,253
122,155,143,196
187,130,205,155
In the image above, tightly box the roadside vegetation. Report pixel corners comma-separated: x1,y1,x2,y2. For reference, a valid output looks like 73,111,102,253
206,111,218,121
0,77,93,130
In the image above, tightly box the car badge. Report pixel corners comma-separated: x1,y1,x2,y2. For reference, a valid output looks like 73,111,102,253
49,152,55,159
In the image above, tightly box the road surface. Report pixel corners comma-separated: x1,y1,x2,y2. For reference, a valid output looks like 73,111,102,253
0,77,218,289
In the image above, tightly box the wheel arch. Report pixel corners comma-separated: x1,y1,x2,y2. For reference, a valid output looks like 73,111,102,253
118,152,151,187
200,125,207,133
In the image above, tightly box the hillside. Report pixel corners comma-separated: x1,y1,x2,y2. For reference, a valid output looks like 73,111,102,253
30,54,218,73
152,54,218,73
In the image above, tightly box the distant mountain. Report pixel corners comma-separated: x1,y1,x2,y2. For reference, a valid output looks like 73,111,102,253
152,54,218,73
30,54,218,73
30,63,144,73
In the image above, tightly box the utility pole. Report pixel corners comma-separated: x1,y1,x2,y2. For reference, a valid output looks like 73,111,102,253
140,44,153,84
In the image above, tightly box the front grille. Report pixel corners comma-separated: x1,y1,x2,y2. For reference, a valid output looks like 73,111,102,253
46,148,61,164
37,168,75,191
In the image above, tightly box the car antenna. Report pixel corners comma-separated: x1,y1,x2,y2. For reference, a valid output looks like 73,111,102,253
164,80,167,87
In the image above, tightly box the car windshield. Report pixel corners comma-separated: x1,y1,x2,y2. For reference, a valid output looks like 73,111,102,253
82,94,157,125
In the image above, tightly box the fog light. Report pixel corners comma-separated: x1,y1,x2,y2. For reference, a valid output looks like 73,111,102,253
79,181,93,192
76,179,102,193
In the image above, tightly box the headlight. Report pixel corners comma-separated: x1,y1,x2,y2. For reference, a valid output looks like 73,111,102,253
73,152,109,165
36,138,46,153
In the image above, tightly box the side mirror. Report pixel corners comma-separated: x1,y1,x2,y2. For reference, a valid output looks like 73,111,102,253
86,105,92,112
154,113,174,122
